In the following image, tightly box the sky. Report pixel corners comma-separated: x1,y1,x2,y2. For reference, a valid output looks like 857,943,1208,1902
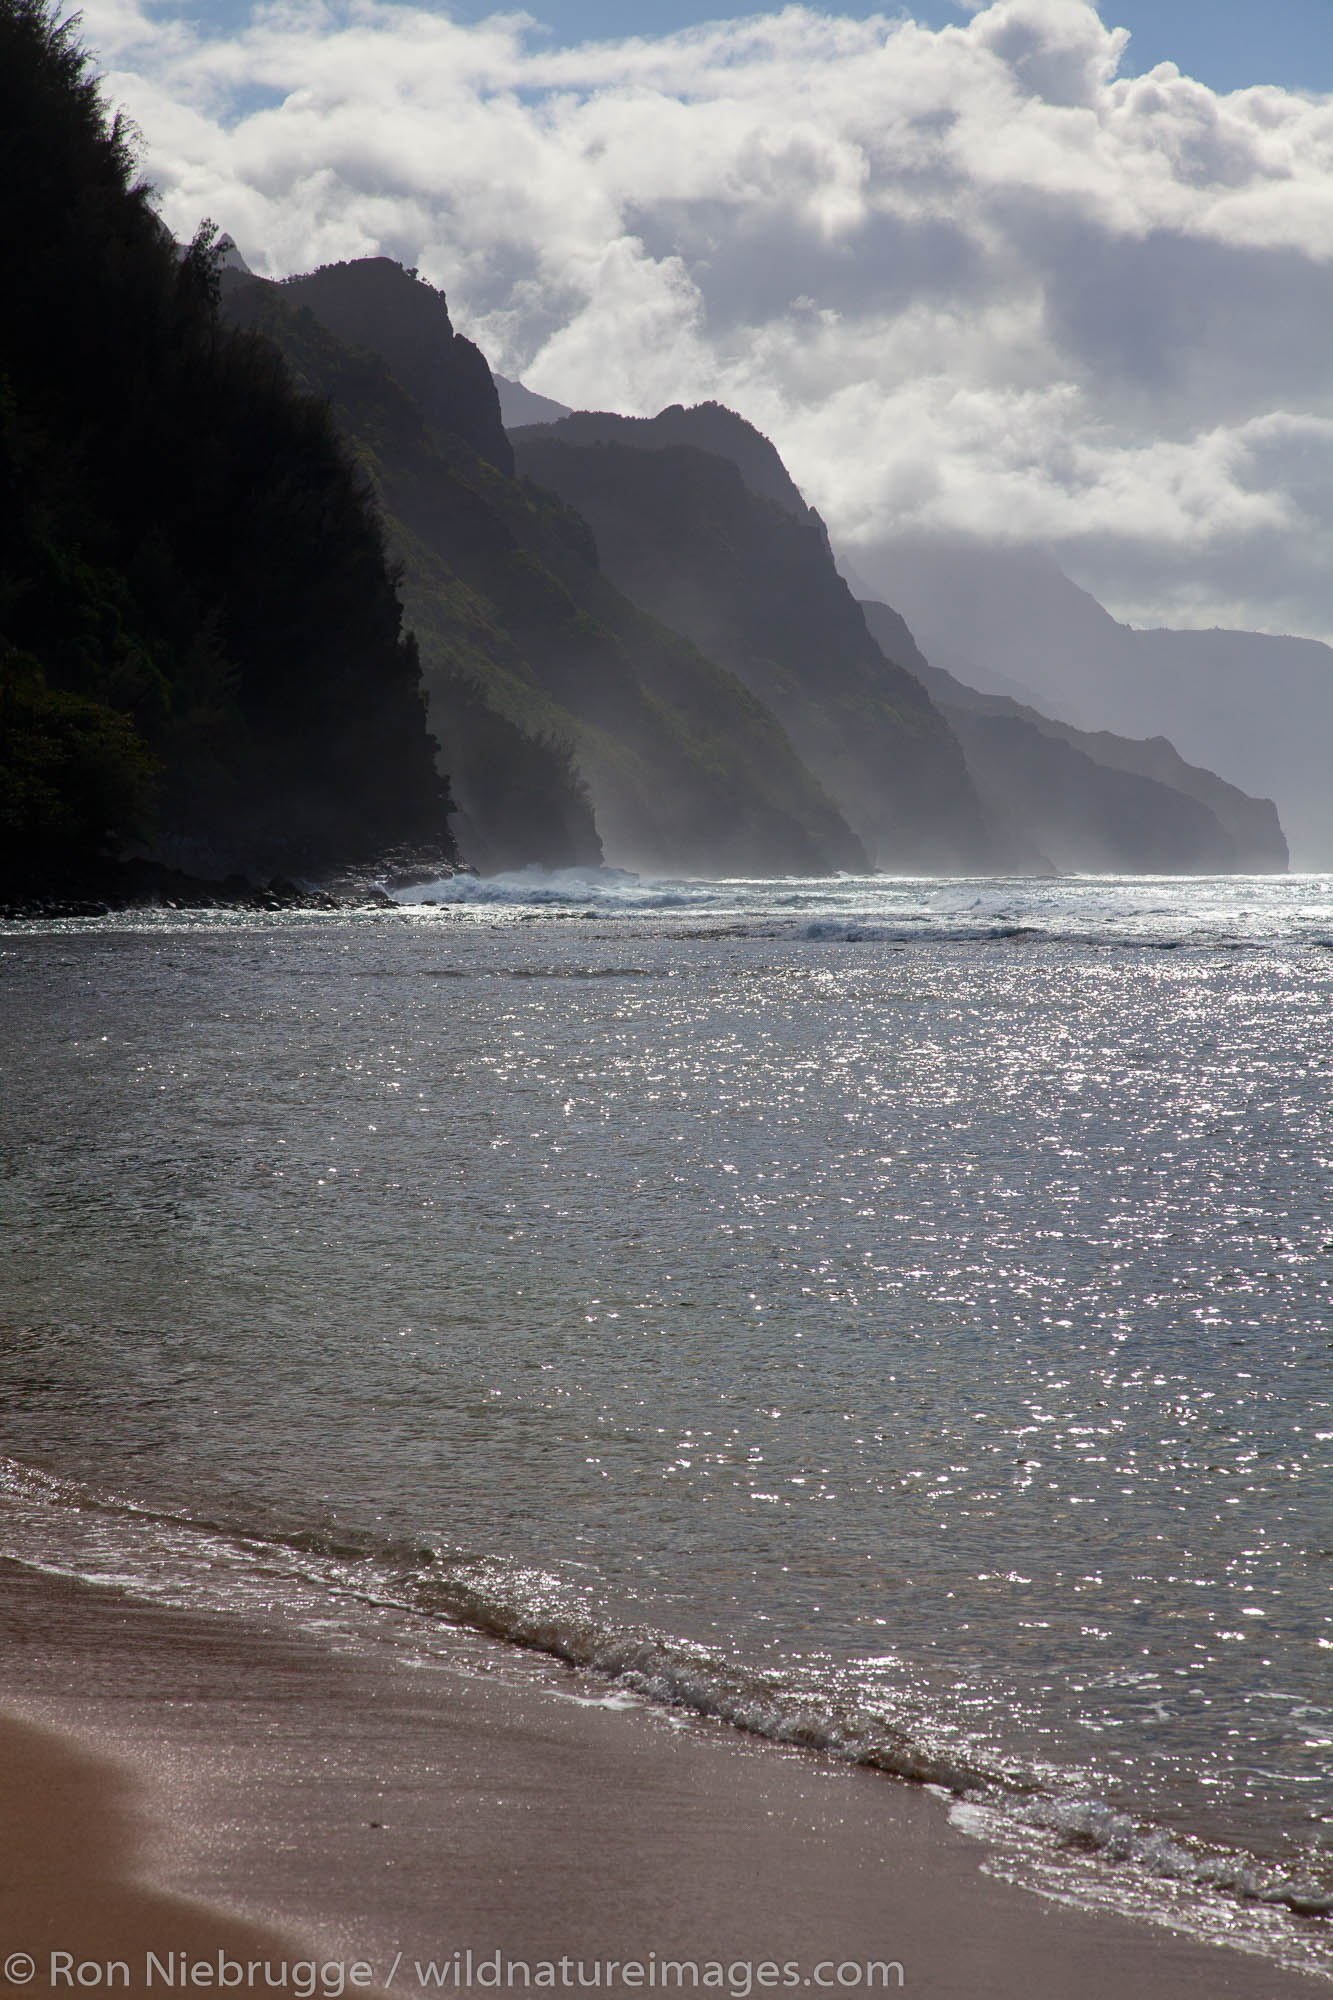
446,2,1333,98
77,0,1333,641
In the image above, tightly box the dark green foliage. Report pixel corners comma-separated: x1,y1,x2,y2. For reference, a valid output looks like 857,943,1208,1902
0,649,157,880
512,428,994,871
225,264,865,876
0,0,451,883
221,276,602,872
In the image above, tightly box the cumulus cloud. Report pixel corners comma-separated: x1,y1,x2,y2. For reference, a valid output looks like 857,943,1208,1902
78,0,1333,638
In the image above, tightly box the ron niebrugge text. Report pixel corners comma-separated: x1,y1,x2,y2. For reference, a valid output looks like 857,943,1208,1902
32,1952,906,1995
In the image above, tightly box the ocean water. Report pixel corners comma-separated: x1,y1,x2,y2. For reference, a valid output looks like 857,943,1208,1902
1,871,1330,1976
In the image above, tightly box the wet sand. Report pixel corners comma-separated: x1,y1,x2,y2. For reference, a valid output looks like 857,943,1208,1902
0,1561,1325,2000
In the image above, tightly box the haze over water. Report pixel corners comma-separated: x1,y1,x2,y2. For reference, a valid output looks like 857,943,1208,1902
2,873,1330,1977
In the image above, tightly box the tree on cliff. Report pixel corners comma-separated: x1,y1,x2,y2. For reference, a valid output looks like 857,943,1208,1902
0,0,452,886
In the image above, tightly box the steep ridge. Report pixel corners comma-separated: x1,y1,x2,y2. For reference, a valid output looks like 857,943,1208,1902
223,266,864,877
861,602,1287,875
854,538,1321,866
494,375,571,428
1124,629,1328,869
511,417,996,872
938,714,1236,876
274,259,514,476
525,403,814,524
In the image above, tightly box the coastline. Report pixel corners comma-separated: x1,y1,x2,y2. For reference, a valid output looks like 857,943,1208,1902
0,1562,1324,2000
0,847,469,922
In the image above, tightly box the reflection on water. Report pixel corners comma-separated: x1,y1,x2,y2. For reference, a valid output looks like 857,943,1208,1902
1,883,1330,1972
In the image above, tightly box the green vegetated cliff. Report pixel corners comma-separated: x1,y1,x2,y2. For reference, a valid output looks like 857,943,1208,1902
256,257,514,478
510,410,996,872
0,0,450,891
221,262,599,874
6,0,1280,895
224,262,866,877
860,600,1288,874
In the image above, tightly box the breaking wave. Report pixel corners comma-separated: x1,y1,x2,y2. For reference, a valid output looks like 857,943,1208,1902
2,1453,1329,1972
388,868,1333,952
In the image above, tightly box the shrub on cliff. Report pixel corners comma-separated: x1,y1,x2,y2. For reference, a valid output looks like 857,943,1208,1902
0,0,451,880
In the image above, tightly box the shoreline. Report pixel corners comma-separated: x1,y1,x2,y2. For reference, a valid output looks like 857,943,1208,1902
0,1562,1325,2000
0,848,472,922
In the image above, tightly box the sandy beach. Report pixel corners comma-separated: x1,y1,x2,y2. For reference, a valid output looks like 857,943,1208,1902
0,1560,1324,2000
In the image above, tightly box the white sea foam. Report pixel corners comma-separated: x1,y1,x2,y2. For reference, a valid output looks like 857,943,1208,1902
395,865,702,910
1,1453,1329,1978
385,868,1333,952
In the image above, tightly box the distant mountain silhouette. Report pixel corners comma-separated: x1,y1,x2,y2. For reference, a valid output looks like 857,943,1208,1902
225,265,864,876
512,414,996,872
861,603,1286,875
855,538,1319,866
495,375,571,427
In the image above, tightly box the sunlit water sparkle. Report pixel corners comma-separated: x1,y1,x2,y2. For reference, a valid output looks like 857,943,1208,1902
1,872,1330,1975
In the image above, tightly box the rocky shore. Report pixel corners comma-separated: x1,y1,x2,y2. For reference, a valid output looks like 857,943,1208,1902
0,853,467,920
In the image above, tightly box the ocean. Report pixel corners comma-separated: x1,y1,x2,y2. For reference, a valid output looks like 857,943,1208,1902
1,871,1330,1978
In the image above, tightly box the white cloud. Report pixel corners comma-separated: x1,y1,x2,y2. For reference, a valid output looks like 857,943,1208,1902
81,0,1333,639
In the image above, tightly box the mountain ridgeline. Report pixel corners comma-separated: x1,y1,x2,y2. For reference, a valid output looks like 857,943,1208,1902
857,542,1305,868
0,0,1289,893
223,260,867,877
257,256,514,478
858,602,1288,875
506,401,1286,877
510,409,994,872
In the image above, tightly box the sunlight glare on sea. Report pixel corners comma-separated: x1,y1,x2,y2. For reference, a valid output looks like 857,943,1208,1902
1,873,1330,1974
